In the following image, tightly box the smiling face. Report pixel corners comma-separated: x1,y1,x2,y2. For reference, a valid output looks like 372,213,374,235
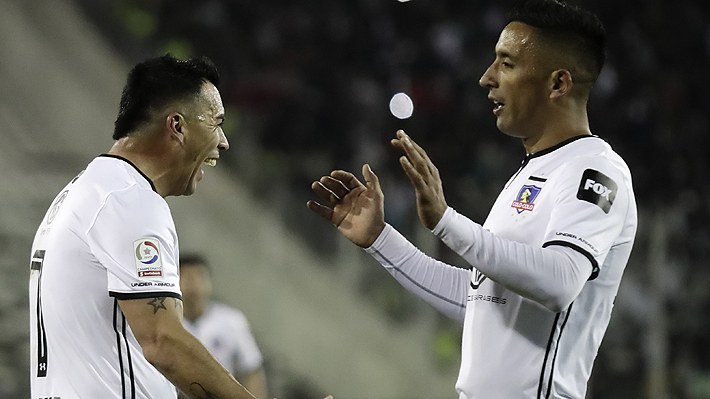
479,22,553,139
178,81,229,196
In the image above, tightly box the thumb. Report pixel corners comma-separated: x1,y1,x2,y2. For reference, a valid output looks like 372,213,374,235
362,164,381,191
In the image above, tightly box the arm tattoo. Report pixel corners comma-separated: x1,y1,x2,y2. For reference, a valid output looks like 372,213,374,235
147,297,167,314
174,298,183,309
189,382,223,399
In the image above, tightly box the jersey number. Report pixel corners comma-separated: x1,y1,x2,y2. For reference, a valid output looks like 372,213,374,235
31,250,48,377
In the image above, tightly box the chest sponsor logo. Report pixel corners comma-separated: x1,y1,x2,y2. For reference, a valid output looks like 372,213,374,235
134,239,163,277
471,270,487,289
511,184,542,213
577,169,617,214
468,271,507,304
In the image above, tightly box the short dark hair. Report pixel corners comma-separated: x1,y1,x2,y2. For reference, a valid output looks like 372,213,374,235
506,0,606,82
179,253,210,270
113,54,220,140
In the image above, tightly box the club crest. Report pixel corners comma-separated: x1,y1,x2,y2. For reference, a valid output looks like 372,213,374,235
511,185,542,214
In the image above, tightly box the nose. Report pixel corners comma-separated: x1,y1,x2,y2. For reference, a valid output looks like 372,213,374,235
479,63,497,89
218,129,229,151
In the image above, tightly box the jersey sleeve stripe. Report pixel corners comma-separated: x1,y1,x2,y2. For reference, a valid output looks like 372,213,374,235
537,312,560,398
544,303,574,398
542,240,600,281
121,310,136,399
114,299,136,399
536,302,575,399
109,291,182,300
113,300,127,399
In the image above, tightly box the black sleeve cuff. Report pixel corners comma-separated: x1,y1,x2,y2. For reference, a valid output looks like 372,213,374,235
109,291,182,300
542,240,600,281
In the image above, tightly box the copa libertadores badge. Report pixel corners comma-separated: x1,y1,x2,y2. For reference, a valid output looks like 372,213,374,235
133,238,163,277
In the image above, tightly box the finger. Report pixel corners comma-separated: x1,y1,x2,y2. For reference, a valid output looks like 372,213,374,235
311,180,341,205
398,129,428,159
395,130,432,179
306,200,334,221
390,130,407,152
331,169,365,191
399,155,427,192
362,164,383,196
391,131,406,151
403,132,437,177
319,176,350,199
400,131,442,182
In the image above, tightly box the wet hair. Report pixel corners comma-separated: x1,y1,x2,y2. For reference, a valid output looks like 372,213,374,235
179,253,210,271
113,54,220,140
506,0,606,83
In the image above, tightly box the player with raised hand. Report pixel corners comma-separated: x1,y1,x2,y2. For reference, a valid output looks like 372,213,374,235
309,0,637,398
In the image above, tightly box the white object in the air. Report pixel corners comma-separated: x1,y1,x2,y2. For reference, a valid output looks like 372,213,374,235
389,92,414,119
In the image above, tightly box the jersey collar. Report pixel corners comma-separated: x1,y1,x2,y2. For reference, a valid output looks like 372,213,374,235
99,154,157,193
526,135,597,160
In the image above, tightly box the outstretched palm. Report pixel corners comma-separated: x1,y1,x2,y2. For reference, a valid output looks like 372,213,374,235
307,165,385,248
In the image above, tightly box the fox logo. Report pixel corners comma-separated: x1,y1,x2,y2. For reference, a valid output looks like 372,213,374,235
577,169,617,213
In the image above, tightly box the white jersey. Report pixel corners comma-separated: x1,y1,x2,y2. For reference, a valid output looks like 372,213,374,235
183,302,263,377
366,135,637,398
29,155,182,399
454,135,636,398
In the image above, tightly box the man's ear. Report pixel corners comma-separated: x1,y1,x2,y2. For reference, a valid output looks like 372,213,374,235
166,112,185,144
549,69,573,99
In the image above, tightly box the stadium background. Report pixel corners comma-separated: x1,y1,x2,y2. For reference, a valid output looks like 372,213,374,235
1,0,709,397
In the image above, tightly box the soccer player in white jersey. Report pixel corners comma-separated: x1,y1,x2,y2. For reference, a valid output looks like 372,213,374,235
308,0,637,398
180,254,267,399
29,55,333,399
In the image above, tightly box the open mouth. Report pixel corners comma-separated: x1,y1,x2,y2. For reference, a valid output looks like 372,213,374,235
493,100,504,113
203,158,218,167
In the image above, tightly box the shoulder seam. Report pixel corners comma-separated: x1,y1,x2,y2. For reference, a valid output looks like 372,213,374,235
85,183,155,237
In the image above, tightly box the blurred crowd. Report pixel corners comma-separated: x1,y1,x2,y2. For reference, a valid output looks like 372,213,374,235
77,0,710,397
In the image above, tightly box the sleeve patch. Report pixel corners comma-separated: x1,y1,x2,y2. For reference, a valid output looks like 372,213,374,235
133,238,163,277
576,169,617,214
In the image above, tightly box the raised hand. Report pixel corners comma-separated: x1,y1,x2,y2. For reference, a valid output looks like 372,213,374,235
307,164,386,248
391,129,448,230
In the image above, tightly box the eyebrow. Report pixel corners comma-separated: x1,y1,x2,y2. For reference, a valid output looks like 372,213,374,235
497,50,515,60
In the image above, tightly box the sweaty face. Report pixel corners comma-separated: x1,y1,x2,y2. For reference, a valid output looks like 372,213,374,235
479,22,551,139
180,82,229,196
179,264,212,321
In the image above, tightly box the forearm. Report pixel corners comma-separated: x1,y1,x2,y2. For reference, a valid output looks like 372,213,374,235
145,326,256,399
241,368,267,399
120,297,255,399
433,207,589,312
365,224,469,323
